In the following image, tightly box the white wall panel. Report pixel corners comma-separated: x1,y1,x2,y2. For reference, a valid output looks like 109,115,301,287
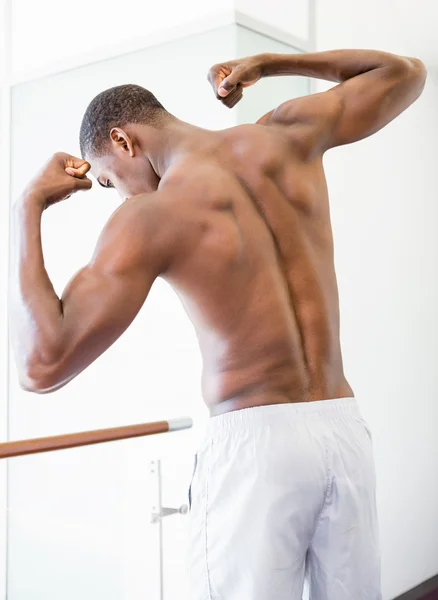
317,2,438,598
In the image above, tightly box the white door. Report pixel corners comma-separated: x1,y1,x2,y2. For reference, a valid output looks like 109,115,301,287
7,23,309,599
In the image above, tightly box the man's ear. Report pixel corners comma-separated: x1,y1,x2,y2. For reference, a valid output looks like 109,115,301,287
110,127,135,156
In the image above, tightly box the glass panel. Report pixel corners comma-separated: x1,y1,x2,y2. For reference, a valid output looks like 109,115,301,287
7,437,165,599
8,24,237,600
8,22,309,600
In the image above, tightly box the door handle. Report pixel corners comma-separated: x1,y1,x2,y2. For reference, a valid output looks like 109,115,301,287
151,504,189,524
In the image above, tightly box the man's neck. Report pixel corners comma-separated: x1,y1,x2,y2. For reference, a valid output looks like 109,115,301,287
144,119,216,179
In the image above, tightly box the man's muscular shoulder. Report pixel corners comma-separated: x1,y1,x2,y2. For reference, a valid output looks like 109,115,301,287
217,123,296,174
97,191,181,277
257,94,339,159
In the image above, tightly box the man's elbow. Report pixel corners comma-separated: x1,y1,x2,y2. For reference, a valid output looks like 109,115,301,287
398,56,427,90
19,380,51,394
387,56,427,105
19,372,57,395
18,360,66,394
407,57,427,83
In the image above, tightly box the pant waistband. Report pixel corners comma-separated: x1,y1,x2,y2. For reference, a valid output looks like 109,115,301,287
207,397,360,436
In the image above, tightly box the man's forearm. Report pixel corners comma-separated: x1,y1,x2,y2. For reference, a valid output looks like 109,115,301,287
10,195,64,385
258,49,420,83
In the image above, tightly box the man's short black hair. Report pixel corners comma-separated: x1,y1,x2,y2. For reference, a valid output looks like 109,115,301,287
79,84,167,158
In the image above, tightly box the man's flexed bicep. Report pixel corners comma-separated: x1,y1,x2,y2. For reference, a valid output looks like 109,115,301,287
52,194,178,391
10,160,168,393
208,49,427,151
286,54,426,151
50,244,154,393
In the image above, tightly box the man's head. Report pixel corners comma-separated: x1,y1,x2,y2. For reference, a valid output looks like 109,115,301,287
80,84,170,199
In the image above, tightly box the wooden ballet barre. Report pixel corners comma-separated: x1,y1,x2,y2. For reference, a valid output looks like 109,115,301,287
0,417,193,459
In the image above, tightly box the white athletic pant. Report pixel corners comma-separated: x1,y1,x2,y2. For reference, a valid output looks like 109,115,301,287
189,398,381,600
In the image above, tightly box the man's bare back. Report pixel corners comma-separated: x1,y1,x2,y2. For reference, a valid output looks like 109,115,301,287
10,49,426,413
9,47,427,600
154,123,351,414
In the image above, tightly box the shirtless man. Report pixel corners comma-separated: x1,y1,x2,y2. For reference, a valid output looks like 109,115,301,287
10,49,426,599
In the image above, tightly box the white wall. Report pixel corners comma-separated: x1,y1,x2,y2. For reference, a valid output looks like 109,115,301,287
236,0,311,45
11,0,234,76
10,0,312,78
316,1,438,598
0,1,10,598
